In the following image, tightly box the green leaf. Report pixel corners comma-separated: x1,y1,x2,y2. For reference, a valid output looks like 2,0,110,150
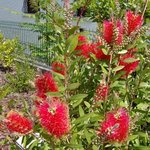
139,82,150,88
101,65,108,75
70,94,88,101
112,66,124,72
66,144,83,149
112,71,125,81
92,145,99,150
79,106,84,116
68,26,80,35
84,128,91,144
72,99,83,108
66,34,78,53
124,58,139,63
52,71,65,80
46,92,63,97
84,101,91,108
118,50,127,54
70,94,88,108
128,135,138,141
73,112,98,124
133,146,150,150
101,48,108,55
67,82,80,90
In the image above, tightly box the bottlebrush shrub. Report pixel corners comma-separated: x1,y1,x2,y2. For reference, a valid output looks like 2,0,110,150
1,1,150,149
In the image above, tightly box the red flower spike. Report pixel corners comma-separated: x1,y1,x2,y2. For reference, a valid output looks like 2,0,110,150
126,11,143,35
75,36,91,58
51,62,66,76
78,35,87,43
103,20,123,45
38,99,70,138
75,44,91,58
103,21,113,44
116,20,123,45
90,42,110,60
94,83,109,101
98,108,130,142
5,111,33,134
35,72,58,99
118,53,139,77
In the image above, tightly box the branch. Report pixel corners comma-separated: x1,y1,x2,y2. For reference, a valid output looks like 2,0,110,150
142,0,148,18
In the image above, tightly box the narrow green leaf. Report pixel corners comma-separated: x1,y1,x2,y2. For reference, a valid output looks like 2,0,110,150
52,71,65,80
112,66,124,72
92,145,99,150
84,101,91,108
67,82,80,90
101,48,108,55
124,58,139,63
101,65,108,75
66,34,78,53
70,94,88,101
128,135,138,141
66,144,83,149
79,106,84,116
84,128,91,144
133,146,150,150
46,92,63,97
72,99,83,108
118,50,127,54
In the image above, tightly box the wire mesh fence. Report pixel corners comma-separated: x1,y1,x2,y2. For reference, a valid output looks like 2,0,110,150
0,20,50,65
0,20,97,67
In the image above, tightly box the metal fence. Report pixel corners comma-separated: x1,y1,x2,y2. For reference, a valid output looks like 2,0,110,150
0,20,51,66
0,20,97,68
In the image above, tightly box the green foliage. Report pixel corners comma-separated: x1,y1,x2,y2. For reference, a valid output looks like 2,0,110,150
5,62,36,93
83,0,150,23
0,33,18,67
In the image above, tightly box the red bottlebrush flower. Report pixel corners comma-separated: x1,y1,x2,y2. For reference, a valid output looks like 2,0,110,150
103,20,113,44
116,20,123,45
38,99,70,138
51,62,66,76
5,111,33,134
103,20,123,45
98,108,130,142
118,53,139,77
78,35,87,43
35,72,58,99
90,42,110,60
126,11,143,35
75,36,91,58
94,83,109,101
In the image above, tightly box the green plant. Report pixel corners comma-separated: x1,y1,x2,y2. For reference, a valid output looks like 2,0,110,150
5,62,36,93
0,33,18,67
